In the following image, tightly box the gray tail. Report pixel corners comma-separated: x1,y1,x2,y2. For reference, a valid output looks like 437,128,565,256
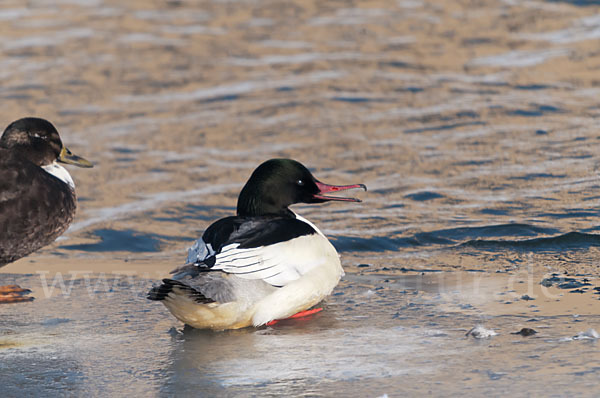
147,279,214,304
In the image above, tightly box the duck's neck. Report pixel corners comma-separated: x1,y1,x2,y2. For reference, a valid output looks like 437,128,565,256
236,184,293,218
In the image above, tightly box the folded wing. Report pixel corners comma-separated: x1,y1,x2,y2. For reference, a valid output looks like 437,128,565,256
181,216,323,287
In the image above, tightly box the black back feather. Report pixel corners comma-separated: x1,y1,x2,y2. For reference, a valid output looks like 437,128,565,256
203,216,316,252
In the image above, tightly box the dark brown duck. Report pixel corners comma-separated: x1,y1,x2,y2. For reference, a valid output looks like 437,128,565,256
0,117,92,303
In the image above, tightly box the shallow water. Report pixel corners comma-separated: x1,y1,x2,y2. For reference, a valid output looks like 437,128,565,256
2,0,600,396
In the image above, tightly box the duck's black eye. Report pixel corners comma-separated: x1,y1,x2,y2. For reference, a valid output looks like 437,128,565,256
296,179,304,186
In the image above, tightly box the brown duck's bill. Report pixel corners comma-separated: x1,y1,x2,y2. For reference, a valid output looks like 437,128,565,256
314,181,367,202
58,146,93,168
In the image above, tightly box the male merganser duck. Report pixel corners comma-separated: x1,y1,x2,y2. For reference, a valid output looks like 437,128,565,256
0,117,93,303
148,158,366,330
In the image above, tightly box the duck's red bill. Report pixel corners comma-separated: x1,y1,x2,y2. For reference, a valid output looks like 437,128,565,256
313,181,367,202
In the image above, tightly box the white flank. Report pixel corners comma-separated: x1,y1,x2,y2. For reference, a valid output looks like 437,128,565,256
214,233,336,287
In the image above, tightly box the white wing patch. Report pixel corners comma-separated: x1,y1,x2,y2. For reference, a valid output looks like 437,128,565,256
212,234,329,287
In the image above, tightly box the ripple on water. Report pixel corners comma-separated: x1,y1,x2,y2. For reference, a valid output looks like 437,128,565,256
506,104,565,117
60,229,182,253
117,71,345,103
332,235,418,252
403,121,486,134
460,231,600,252
404,191,445,201
329,223,566,253
469,48,570,68
424,223,560,241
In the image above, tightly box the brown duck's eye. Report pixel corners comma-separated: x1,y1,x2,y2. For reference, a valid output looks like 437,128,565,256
296,179,304,186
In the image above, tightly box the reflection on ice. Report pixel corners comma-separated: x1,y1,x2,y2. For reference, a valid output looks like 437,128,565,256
168,325,433,390
2,267,600,396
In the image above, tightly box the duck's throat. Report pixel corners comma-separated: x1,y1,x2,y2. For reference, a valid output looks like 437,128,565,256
42,161,75,189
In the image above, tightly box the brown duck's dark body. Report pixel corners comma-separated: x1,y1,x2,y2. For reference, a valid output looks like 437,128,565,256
0,148,76,266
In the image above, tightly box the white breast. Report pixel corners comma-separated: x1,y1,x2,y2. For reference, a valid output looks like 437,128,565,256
42,161,75,189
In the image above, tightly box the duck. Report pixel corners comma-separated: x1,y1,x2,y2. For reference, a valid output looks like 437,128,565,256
148,158,366,330
0,117,93,303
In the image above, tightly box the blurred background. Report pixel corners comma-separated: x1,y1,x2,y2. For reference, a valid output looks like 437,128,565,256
2,0,600,395
1,0,600,275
